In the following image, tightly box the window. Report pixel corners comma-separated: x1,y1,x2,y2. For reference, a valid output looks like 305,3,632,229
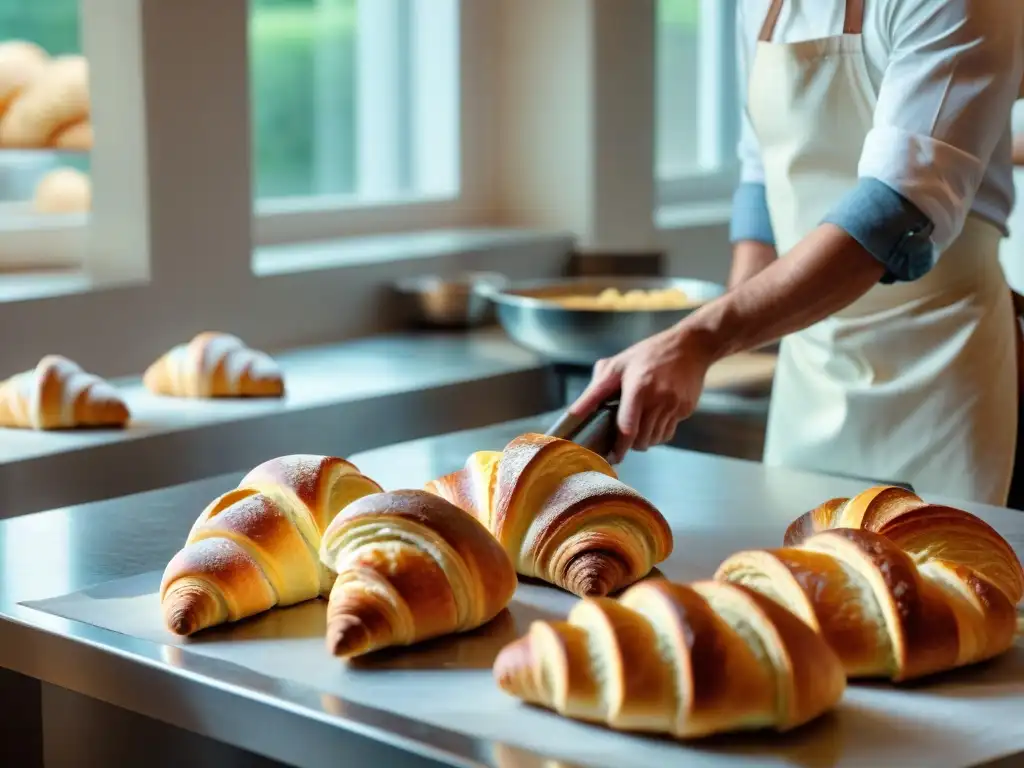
250,0,462,244
656,0,739,206
0,0,91,269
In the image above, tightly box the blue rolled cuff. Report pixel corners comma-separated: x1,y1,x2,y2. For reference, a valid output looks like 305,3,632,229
822,178,936,284
730,182,776,246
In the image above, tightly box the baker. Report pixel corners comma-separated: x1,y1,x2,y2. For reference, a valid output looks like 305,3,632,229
572,0,1024,505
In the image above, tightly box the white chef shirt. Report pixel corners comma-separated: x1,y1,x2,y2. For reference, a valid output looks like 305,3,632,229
736,0,1024,254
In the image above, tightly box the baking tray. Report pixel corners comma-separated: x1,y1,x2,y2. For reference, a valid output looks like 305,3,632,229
23,525,1024,768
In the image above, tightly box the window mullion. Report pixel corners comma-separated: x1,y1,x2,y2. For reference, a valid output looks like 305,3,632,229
313,0,357,196
355,0,404,201
697,0,727,172
408,0,459,198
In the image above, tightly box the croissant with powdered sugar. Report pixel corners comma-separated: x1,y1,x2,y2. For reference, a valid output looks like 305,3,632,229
144,331,284,398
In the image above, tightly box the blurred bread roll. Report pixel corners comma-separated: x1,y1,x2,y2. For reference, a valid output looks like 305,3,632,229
33,167,91,214
0,55,89,148
0,41,49,116
52,120,93,150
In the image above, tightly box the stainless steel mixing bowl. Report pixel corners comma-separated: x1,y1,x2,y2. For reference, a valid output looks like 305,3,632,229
480,276,726,366
393,272,509,329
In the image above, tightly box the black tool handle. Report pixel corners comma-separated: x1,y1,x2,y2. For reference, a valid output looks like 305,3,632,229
546,396,621,458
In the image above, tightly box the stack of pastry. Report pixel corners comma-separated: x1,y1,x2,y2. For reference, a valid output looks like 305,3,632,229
0,42,91,150
144,332,285,399
0,355,129,430
494,485,1024,742
160,456,517,659
716,486,1024,681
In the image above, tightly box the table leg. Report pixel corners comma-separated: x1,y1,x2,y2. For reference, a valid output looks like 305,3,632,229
0,667,43,767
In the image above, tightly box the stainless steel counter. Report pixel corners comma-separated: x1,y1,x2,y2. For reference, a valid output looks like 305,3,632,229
0,330,556,517
1,415,1022,767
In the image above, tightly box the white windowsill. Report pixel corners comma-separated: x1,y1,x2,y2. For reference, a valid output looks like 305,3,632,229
0,205,734,305
0,226,574,304
0,270,98,303
253,227,572,276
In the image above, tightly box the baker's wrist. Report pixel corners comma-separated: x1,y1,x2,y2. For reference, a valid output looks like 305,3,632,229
672,311,731,368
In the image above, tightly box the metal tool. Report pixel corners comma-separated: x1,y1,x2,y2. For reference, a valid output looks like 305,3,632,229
546,396,621,457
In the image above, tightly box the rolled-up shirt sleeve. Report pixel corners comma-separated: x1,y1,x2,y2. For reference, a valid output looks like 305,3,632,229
836,0,1024,267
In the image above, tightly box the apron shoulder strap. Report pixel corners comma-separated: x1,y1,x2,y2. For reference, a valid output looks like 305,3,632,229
758,0,865,42
844,0,864,35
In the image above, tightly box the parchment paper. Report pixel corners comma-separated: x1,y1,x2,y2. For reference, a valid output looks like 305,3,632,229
22,529,1024,768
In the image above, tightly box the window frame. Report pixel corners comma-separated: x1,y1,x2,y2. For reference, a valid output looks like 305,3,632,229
656,0,740,208
0,0,479,268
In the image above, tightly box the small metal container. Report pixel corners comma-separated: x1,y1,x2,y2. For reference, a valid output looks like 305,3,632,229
392,272,509,329
481,276,726,365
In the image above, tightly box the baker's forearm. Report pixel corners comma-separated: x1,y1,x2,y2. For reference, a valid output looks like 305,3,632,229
728,240,777,290
682,224,885,361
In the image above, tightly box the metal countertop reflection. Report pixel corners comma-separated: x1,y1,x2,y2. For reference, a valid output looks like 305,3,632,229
0,413,1022,767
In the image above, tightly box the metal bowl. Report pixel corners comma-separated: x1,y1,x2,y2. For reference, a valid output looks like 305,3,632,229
393,272,509,329
480,276,726,365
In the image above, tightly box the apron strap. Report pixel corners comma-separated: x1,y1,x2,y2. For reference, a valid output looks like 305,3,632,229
844,0,865,35
759,0,865,42
758,0,785,42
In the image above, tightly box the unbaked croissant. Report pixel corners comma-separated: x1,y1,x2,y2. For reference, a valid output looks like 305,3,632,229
494,579,846,739
0,355,129,430
160,455,382,636
425,433,673,598
716,486,1024,681
144,332,284,398
319,489,517,658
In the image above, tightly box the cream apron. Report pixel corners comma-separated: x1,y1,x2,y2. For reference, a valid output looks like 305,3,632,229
753,0,1018,505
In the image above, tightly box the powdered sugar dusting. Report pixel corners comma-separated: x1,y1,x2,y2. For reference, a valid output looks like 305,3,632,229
0,355,127,429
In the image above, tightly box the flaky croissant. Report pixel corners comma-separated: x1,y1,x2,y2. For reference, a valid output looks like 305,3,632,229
0,355,129,430
144,332,284,398
161,455,382,636
494,579,845,739
319,490,517,658
425,433,673,598
716,486,1024,681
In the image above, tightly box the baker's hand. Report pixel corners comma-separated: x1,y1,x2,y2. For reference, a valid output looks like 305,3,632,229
569,326,715,464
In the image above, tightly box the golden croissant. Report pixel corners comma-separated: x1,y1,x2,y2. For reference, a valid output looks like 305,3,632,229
160,455,382,636
494,579,845,739
425,434,673,598
716,486,1024,681
0,355,129,430
144,332,284,398
319,490,517,658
